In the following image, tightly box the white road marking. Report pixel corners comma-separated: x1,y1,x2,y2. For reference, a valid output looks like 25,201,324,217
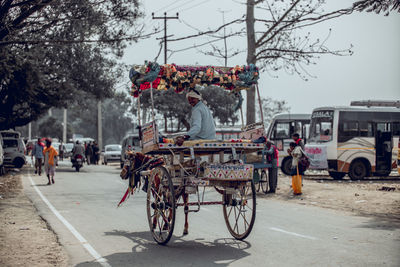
269,227,317,240
28,172,111,267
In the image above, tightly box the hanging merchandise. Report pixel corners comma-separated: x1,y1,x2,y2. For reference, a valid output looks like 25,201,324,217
129,61,259,97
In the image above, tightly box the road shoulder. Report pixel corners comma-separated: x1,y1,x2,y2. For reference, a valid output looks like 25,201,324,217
0,167,68,267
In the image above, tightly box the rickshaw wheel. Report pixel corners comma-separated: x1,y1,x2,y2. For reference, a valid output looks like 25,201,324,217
146,166,176,245
222,181,256,240
260,170,269,193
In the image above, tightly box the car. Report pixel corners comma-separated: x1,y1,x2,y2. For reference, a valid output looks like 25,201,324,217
0,130,26,168
64,143,74,158
120,134,140,168
103,144,122,165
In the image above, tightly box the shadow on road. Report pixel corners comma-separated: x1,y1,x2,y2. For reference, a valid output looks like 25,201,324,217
356,215,400,231
76,230,252,267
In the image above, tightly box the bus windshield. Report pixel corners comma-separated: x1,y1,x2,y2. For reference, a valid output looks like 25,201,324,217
309,110,334,142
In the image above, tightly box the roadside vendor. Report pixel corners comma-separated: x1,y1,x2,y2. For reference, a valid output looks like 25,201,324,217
175,89,216,146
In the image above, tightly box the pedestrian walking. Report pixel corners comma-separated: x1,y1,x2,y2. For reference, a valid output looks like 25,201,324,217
43,139,58,185
265,141,279,193
85,142,93,165
288,142,303,195
92,142,100,165
59,142,65,161
31,138,44,175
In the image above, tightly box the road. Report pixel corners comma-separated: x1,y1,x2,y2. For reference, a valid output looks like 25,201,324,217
22,160,400,267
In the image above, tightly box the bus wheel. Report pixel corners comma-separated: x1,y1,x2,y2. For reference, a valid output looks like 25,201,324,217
348,160,368,180
281,157,292,176
328,171,345,180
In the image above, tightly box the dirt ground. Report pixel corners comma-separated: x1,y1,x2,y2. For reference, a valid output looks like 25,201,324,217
0,169,68,267
0,167,399,267
260,171,400,221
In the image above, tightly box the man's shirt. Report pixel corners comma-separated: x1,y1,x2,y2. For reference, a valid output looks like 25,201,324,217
187,101,216,140
32,143,44,159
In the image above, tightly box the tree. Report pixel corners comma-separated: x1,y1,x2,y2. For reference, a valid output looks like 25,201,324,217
258,97,291,126
353,0,400,15
166,1,364,125
138,86,240,132
0,0,145,130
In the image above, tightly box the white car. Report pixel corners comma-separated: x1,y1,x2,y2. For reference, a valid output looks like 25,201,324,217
103,144,122,165
64,143,74,158
0,130,26,168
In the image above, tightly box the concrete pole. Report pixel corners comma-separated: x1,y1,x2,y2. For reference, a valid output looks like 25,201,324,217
97,100,103,150
28,122,31,140
63,108,67,143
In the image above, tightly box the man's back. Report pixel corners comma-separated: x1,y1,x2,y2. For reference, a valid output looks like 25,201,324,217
187,101,216,140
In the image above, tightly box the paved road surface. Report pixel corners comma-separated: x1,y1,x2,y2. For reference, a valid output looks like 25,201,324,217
22,160,400,267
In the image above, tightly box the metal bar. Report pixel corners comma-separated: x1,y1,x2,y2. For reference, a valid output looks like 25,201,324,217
177,201,224,206
150,82,155,122
137,97,141,127
256,84,264,125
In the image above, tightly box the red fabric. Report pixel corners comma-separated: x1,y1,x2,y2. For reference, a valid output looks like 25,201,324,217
295,138,302,145
117,188,132,207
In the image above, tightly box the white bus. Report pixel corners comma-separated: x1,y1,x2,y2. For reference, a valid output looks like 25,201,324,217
266,114,311,175
305,106,400,180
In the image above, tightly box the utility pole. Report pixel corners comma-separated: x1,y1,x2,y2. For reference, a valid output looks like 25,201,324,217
152,12,179,64
63,108,67,143
97,101,103,150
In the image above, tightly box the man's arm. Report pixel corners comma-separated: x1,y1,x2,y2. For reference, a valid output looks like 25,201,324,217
186,108,202,138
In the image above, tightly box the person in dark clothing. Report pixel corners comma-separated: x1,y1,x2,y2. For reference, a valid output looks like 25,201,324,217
265,141,279,193
292,133,304,150
92,142,100,165
85,142,93,165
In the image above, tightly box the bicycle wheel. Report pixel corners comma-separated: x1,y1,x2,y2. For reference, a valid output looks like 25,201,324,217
222,180,256,240
260,170,269,193
147,166,176,245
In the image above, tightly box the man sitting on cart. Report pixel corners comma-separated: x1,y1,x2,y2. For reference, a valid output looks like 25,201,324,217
175,89,216,146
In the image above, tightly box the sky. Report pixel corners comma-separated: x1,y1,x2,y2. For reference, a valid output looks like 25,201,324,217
122,0,400,115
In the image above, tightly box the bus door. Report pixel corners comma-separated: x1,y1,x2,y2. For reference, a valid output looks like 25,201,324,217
375,123,393,174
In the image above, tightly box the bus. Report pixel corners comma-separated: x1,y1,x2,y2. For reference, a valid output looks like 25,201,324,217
215,125,242,141
305,106,400,180
266,114,311,175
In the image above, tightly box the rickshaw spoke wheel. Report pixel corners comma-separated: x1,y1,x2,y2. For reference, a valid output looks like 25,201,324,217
147,166,176,245
260,170,269,193
222,181,256,240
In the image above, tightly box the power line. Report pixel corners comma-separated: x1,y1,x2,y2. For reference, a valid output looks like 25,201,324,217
152,12,180,64
154,0,185,14
178,0,211,13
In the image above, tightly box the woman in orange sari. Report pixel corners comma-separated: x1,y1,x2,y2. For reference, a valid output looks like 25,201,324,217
43,139,58,185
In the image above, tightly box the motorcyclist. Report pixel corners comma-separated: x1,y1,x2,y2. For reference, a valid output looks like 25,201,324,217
71,140,85,164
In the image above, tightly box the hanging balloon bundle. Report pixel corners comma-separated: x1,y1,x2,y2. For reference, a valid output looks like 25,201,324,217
129,61,259,97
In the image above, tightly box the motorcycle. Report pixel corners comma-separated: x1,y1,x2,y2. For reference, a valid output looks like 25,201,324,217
72,154,84,172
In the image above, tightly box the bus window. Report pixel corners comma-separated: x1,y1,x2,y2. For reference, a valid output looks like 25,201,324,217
273,122,290,139
302,123,310,140
377,122,390,132
293,121,302,136
342,121,359,137
359,122,373,137
393,122,400,136
310,120,333,142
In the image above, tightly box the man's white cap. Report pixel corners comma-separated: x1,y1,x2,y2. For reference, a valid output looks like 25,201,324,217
186,90,202,100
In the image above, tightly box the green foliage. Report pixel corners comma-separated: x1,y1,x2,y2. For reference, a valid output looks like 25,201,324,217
0,0,143,130
37,117,63,140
